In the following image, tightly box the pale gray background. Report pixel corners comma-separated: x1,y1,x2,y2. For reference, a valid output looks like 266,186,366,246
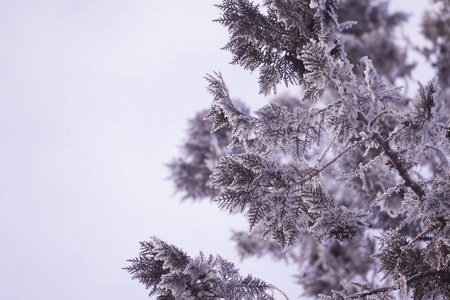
0,0,432,299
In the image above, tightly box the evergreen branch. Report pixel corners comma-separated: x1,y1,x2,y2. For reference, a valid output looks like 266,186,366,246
406,270,450,285
347,286,393,299
125,238,284,299
357,111,426,199
161,1,450,299
316,135,337,165
332,153,385,180
391,223,443,277
347,271,450,299
425,144,450,172
299,138,367,185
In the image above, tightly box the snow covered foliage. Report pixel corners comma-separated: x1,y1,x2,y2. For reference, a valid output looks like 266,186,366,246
124,237,286,299
166,106,247,201
421,0,450,106
338,0,412,83
129,0,450,299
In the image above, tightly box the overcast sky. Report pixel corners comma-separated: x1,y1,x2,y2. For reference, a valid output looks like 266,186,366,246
0,1,433,299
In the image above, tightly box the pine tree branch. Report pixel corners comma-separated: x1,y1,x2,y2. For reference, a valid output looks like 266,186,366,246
392,223,441,276
299,138,367,185
406,270,450,285
347,286,393,299
358,112,448,227
356,111,426,198
347,271,450,299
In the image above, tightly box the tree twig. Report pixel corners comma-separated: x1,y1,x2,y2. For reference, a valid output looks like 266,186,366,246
357,111,426,199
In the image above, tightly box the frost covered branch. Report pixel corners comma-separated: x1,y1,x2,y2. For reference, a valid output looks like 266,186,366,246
132,0,450,298
124,237,285,299
346,270,450,299
356,111,426,199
